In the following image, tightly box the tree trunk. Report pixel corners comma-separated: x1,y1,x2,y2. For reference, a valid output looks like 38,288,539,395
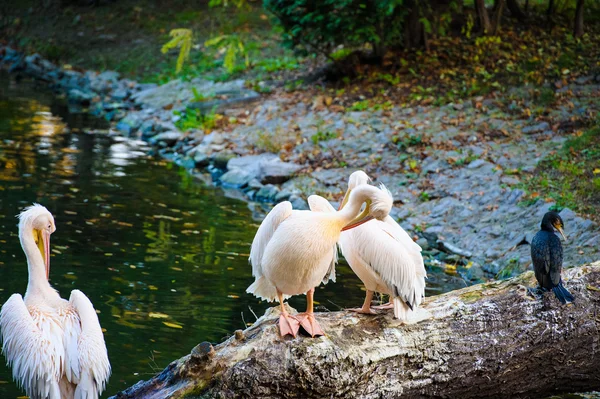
109,264,600,399
506,0,526,20
546,0,555,25
574,0,585,37
492,0,505,34
404,0,425,48
475,0,492,34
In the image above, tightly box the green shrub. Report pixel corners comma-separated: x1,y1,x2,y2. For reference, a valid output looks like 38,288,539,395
263,0,406,61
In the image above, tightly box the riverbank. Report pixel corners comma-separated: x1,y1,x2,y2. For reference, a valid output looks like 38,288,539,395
2,44,598,287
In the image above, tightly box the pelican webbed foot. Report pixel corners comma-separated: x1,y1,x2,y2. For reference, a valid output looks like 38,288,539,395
348,305,379,315
296,313,324,337
278,313,300,338
371,301,394,310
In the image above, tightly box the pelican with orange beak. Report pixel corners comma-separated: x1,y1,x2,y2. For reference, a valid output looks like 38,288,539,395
247,184,393,337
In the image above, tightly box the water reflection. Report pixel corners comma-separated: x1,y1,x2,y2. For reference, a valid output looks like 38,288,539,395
0,73,466,398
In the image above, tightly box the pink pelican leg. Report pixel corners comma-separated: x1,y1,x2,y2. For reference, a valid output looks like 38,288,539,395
349,290,379,315
277,290,300,337
296,288,324,337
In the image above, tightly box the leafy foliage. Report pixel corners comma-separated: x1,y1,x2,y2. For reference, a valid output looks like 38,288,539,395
521,125,600,221
264,0,406,60
205,34,249,73
161,29,194,73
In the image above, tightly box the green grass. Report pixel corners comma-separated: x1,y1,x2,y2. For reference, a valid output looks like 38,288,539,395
520,125,600,221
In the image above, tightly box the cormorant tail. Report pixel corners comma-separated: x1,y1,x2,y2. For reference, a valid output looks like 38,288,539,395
552,282,575,304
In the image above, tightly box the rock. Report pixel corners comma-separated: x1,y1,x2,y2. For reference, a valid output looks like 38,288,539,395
466,159,487,169
203,132,224,145
416,238,429,250
522,122,550,134
115,112,146,136
227,153,279,177
247,179,264,191
260,161,303,184
275,190,293,202
289,195,309,210
219,169,254,188
255,184,280,202
312,168,356,187
212,152,236,170
132,78,259,111
193,152,210,167
506,189,525,205
149,131,183,146
111,88,129,101
67,89,95,105
139,120,157,138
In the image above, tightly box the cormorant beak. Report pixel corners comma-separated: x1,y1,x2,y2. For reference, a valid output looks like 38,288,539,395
556,225,567,242
341,200,373,231
338,188,351,211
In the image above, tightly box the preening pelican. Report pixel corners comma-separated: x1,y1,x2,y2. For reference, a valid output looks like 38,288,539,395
247,184,393,337
0,204,111,399
310,171,426,321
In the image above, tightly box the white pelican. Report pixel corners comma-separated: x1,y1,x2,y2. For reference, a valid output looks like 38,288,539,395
0,204,111,399
309,171,426,321
247,184,393,337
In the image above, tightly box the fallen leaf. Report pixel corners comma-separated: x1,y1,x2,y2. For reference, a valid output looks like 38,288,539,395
163,321,183,329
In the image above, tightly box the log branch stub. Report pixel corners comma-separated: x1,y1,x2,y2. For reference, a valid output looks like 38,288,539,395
110,264,600,399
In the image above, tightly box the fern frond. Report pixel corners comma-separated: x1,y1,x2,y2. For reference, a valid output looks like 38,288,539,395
161,28,194,73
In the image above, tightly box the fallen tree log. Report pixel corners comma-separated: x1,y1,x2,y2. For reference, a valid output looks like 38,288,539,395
110,263,600,399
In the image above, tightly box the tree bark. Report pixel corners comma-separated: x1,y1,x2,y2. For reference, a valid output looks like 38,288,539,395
475,0,492,34
574,0,585,37
492,0,506,34
110,264,600,399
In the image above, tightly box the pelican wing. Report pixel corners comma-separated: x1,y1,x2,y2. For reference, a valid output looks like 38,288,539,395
69,290,111,399
350,220,426,309
0,294,62,399
307,195,338,284
249,201,293,277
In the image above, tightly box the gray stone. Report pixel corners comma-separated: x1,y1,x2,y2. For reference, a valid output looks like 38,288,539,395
212,152,236,170
260,161,303,184
139,120,157,138
522,122,550,134
220,169,254,188
289,195,309,210
467,159,487,169
193,152,210,167
67,89,95,105
117,113,146,135
275,190,293,202
227,153,279,177
247,179,264,191
506,189,525,204
255,184,280,202
149,132,183,146
112,88,129,101
416,238,429,250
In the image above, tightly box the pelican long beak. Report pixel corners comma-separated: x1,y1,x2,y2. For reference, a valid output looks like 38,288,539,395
556,225,567,242
341,201,373,231
35,229,50,279
338,189,351,211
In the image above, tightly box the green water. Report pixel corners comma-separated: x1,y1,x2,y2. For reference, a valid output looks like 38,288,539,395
0,73,465,398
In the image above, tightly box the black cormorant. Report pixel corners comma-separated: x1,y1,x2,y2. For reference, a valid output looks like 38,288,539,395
530,211,574,304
